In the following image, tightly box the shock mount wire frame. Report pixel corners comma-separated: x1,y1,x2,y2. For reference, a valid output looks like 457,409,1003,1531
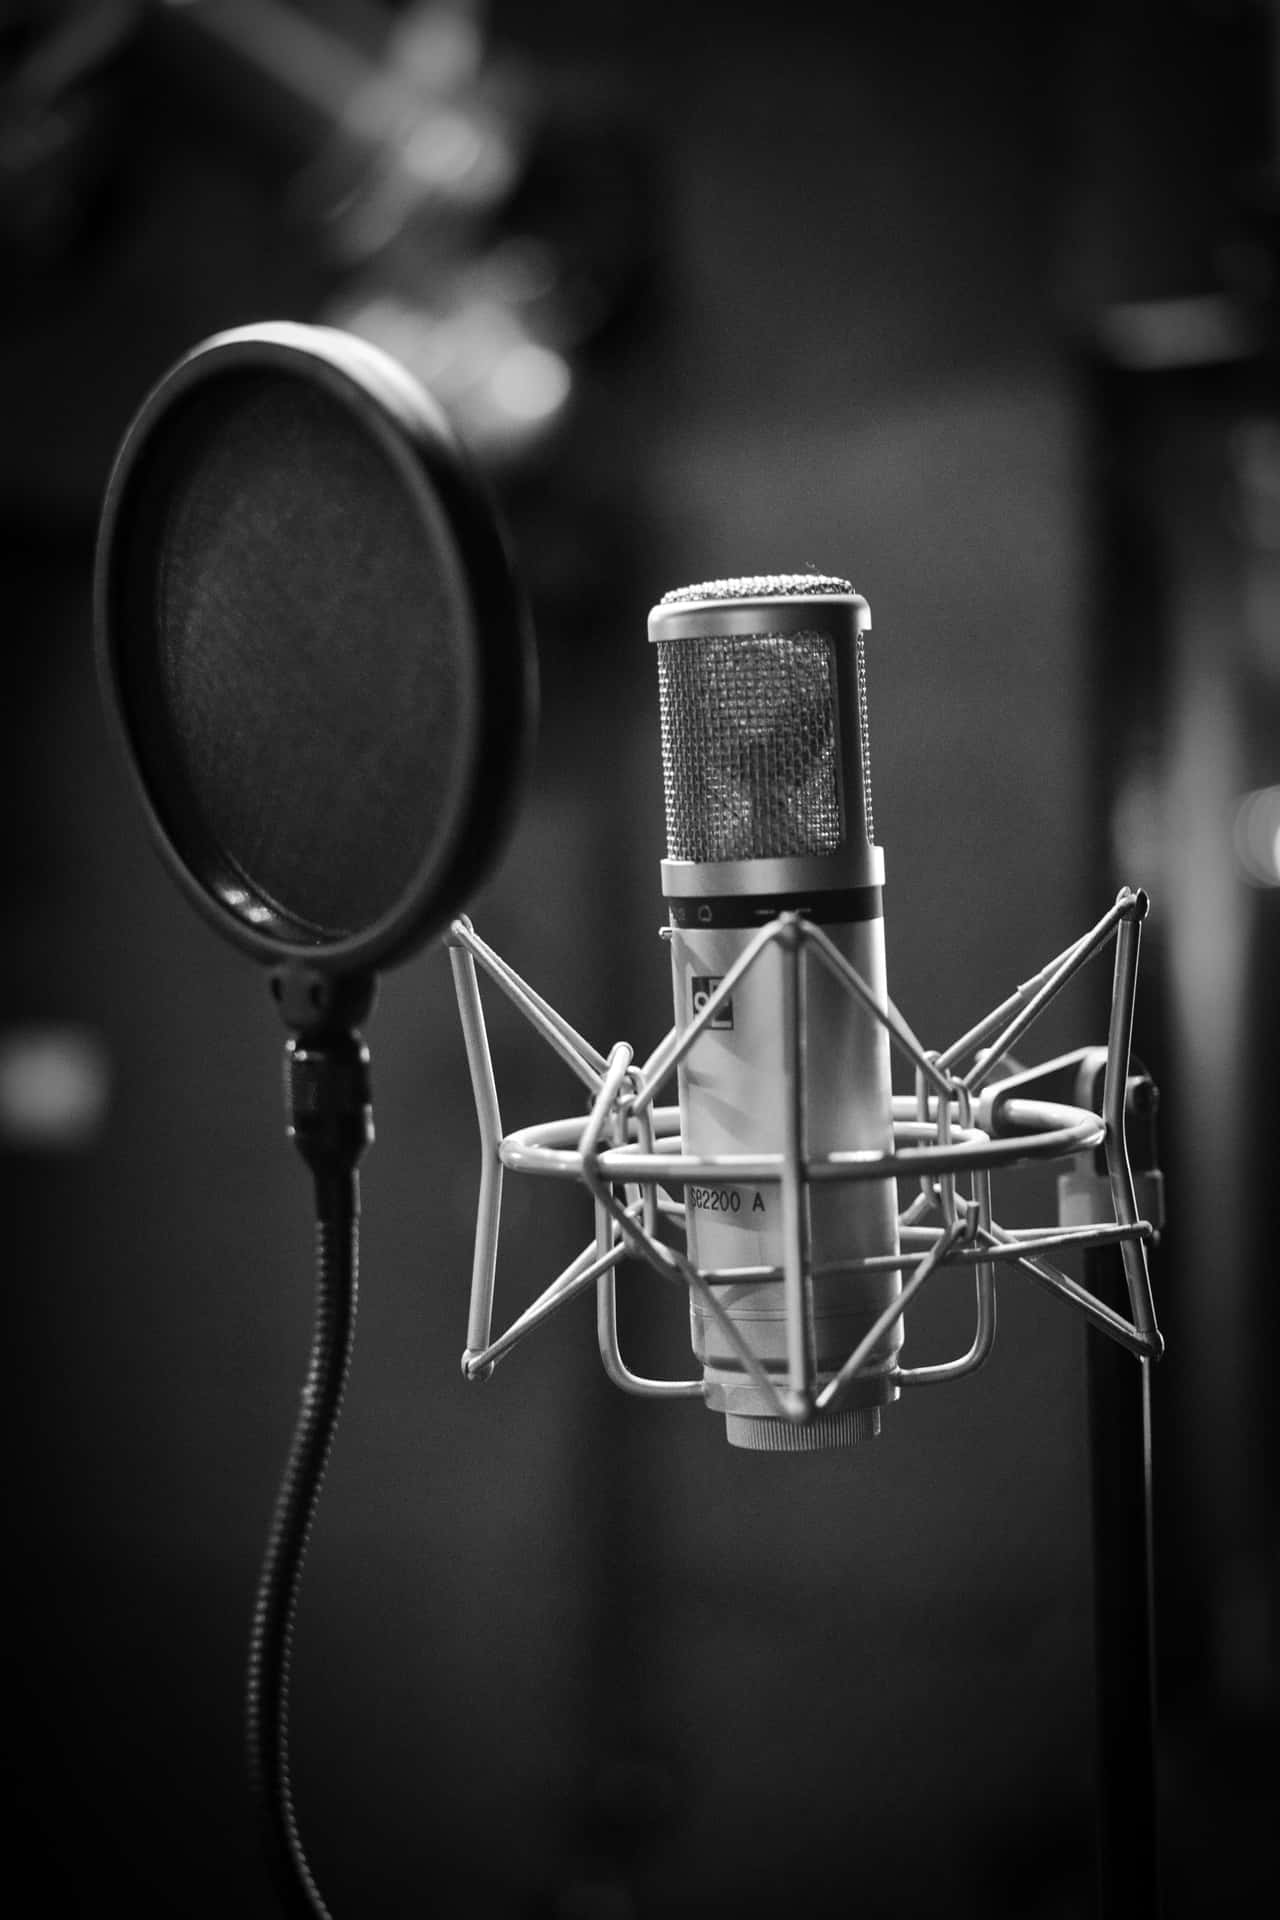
446,887,1161,1430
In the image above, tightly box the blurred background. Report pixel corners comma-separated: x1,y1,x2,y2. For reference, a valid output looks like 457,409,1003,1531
3,0,1278,1914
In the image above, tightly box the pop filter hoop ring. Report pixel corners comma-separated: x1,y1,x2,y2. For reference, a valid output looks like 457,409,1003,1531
93,322,539,1920
447,886,1163,1430
94,321,536,979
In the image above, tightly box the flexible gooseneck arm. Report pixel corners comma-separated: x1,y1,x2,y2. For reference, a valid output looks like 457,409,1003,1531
246,966,376,1920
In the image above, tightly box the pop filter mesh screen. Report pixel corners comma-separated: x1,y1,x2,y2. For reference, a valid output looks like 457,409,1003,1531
121,371,475,938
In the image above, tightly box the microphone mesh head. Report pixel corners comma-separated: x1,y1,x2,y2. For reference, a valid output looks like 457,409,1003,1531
652,575,873,861
658,573,854,605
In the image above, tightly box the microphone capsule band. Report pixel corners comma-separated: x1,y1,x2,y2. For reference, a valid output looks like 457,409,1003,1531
664,886,883,929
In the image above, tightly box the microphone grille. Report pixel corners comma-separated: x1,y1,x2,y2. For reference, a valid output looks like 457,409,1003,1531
657,629,843,859
651,574,873,862
659,572,853,605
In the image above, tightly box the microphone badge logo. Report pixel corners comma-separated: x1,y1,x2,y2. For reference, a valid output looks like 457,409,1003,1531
690,977,733,1028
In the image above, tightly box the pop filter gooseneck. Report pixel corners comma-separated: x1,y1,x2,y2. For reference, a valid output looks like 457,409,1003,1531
93,321,537,1919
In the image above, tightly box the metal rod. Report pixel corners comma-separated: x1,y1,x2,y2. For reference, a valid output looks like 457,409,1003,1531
594,1193,704,1399
815,1218,967,1415
898,1168,998,1385
936,906,1126,1073
633,914,785,1113
982,1226,1156,1357
465,1236,626,1376
584,1156,796,1419
448,917,610,1091
497,1101,1106,1185
576,1049,770,1407
805,919,952,1094
959,892,1140,1096
449,945,504,1364
1086,1243,1162,1920
778,918,816,1397
1102,901,1162,1357
618,1216,1148,1287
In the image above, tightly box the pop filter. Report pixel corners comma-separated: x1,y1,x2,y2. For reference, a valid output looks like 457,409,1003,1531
94,320,535,982
93,321,536,1919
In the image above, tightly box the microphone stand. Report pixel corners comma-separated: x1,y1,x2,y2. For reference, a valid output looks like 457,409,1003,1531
1065,1058,1165,1920
1085,1253,1160,1919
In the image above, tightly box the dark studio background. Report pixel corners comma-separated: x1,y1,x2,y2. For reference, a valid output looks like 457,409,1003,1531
3,2,1278,1916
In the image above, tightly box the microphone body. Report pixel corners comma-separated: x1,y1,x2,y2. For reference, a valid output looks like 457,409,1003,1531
650,577,900,1449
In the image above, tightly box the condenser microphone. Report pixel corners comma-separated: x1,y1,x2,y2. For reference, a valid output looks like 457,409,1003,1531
649,574,901,1451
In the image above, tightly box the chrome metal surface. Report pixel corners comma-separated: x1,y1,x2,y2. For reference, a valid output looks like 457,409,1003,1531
446,889,1161,1433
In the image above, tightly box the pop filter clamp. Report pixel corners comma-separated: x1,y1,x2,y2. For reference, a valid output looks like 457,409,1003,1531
94,321,536,1920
